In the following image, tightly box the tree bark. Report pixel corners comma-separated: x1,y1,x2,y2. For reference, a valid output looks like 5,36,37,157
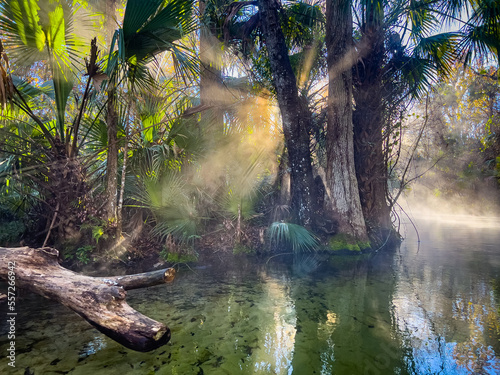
105,90,118,225
257,0,315,227
0,247,175,352
99,268,176,290
352,2,392,237
325,0,368,241
105,0,119,227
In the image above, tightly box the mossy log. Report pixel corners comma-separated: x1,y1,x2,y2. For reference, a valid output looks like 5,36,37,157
0,247,175,352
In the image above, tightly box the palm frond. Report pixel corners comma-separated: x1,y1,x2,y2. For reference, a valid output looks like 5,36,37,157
413,32,459,77
130,170,199,244
458,24,500,64
122,0,164,40
123,0,196,62
282,1,324,49
268,221,319,253
11,76,55,101
406,0,438,38
0,0,92,142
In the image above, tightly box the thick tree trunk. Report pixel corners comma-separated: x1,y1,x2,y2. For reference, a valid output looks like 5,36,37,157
325,0,368,241
0,247,175,352
352,7,392,237
257,0,315,227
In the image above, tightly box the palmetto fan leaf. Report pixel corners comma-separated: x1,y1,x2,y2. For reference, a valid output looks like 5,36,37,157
122,0,196,62
130,171,199,243
459,0,500,63
459,23,500,63
106,0,197,89
413,32,459,77
406,0,438,38
0,0,89,142
436,0,500,62
397,55,435,99
268,222,319,253
282,1,324,48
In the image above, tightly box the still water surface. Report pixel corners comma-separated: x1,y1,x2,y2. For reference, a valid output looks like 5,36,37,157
1,217,500,374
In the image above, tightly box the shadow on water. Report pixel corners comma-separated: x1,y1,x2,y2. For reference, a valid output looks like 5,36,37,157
1,216,500,374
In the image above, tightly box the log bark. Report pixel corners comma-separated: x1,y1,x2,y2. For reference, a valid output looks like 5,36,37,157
99,268,176,290
0,247,175,352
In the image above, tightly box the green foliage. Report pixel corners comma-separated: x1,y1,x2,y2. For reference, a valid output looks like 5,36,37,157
106,0,198,86
75,245,93,264
80,217,107,245
496,156,500,180
0,220,25,245
130,171,200,244
0,0,90,142
159,248,198,263
63,245,94,265
267,222,319,253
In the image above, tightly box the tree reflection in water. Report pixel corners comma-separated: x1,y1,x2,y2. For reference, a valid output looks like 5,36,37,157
1,217,499,374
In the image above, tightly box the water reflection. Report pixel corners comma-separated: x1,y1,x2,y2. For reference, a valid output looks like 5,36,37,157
252,273,296,374
1,217,499,374
393,218,500,375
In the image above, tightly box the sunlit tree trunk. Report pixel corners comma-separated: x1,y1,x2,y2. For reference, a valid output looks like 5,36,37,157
106,90,118,225
257,0,315,227
325,0,368,241
105,0,119,230
352,1,392,239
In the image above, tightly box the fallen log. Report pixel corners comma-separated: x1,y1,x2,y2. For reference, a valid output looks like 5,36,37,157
0,247,175,352
99,268,176,290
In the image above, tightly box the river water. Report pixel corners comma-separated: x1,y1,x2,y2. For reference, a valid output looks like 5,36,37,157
1,216,500,374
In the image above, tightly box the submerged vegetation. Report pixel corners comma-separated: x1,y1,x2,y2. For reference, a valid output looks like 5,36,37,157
0,0,498,265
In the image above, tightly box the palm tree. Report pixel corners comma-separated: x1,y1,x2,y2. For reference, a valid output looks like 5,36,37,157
102,0,197,237
351,0,461,242
256,0,316,227
0,0,103,244
439,0,500,63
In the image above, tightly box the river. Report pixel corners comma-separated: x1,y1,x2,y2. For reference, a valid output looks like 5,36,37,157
1,216,500,374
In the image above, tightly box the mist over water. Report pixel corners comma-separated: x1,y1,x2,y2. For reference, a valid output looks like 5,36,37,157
1,215,500,374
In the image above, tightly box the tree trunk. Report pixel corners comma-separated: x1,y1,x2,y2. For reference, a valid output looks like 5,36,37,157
0,247,175,352
199,0,224,144
98,268,176,290
257,0,315,227
105,90,118,225
105,0,119,228
352,3,392,238
325,0,368,241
